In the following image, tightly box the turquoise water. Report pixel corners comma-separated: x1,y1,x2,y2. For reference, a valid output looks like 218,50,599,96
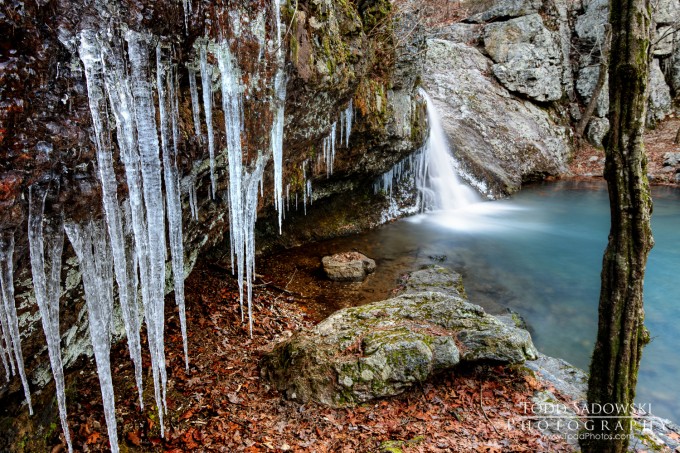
272,179,680,421
358,179,680,421
409,179,680,422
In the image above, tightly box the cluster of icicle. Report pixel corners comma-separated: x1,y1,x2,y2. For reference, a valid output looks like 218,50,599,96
0,2,361,452
374,148,428,203
318,100,353,178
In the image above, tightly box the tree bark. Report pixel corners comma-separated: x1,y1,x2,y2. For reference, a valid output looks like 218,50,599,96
580,2,654,453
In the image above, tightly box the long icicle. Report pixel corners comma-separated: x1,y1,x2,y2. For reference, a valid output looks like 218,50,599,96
27,188,69,450
157,46,189,369
126,30,168,432
200,44,217,199
188,68,202,140
64,219,118,453
0,229,33,416
271,0,286,234
79,30,145,408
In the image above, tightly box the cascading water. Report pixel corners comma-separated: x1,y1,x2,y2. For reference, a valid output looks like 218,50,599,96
374,90,479,213
418,90,479,211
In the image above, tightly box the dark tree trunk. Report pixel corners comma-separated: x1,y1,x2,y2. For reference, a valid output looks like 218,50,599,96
580,1,654,453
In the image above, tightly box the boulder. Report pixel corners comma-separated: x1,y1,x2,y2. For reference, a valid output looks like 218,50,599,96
436,23,483,45
423,39,570,196
322,252,376,281
576,65,609,118
663,152,680,166
586,117,610,148
653,26,676,57
398,265,465,297
261,267,538,407
654,0,680,25
484,14,563,102
648,59,673,127
464,0,542,23
574,0,609,45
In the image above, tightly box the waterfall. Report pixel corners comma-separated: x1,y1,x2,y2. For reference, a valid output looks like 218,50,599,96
419,89,479,210
375,90,479,212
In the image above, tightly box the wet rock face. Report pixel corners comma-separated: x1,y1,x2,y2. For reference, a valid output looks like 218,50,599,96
261,266,538,407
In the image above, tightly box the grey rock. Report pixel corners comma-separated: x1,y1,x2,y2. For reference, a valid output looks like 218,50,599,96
648,59,673,127
398,265,464,297
655,0,680,25
654,26,676,56
663,152,680,166
435,23,483,45
586,117,610,148
575,0,609,45
465,0,542,23
262,269,538,407
322,252,376,282
576,65,609,118
675,172,680,183
423,39,571,196
484,14,563,102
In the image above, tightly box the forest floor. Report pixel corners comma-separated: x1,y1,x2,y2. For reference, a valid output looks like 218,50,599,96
42,260,572,453
570,116,680,184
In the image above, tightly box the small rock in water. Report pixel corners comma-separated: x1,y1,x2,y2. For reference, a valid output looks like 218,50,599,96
322,251,376,282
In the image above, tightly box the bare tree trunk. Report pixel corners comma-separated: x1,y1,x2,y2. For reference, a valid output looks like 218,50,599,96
580,2,654,453
576,25,612,140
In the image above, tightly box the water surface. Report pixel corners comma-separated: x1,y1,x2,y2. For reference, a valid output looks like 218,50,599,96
263,179,680,421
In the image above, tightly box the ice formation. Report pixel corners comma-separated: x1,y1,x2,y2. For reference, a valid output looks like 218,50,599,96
27,189,69,450
64,220,118,453
7,2,304,449
1,230,33,416
188,68,203,140
200,43,218,199
79,30,145,408
271,0,287,233
157,45,189,369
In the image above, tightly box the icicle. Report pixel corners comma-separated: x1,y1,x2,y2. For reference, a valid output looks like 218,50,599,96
189,177,199,221
78,31,145,409
0,231,16,382
286,184,290,211
216,40,267,334
27,189,69,449
330,122,336,176
182,0,192,31
158,47,189,369
307,180,312,205
271,0,286,234
200,44,218,199
345,99,353,147
188,68,202,140
65,219,118,453
0,229,33,419
126,30,168,432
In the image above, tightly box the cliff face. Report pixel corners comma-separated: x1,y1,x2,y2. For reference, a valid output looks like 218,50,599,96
0,0,426,414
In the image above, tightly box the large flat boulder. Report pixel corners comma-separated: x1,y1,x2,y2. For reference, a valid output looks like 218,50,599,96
423,39,570,197
261,267,537,407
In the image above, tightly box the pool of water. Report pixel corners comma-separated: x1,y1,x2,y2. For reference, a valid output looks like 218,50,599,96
262,179,680,421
